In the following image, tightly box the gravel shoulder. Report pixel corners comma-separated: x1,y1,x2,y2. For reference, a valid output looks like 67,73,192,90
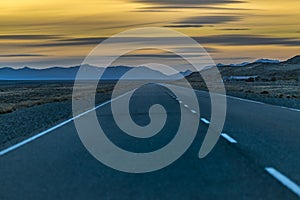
0,81,114,151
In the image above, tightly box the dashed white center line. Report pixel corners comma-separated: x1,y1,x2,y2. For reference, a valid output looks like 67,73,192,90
179,101,183,104
200,118,210,124
265,167,300,198
184,104,189,108
221,133,237,143
191,109,197,114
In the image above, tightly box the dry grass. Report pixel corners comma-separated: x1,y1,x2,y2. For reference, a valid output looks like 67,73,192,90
0,80,149,114
0,81,115,114
1,77,299,115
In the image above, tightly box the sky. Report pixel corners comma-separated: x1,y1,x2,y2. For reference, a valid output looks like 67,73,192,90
0,0,299,68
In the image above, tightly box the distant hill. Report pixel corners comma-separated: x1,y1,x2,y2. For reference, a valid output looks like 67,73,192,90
0,65,95,80
282,55,300,64
188,55,300,82
0,65,187,80
217,58,280,67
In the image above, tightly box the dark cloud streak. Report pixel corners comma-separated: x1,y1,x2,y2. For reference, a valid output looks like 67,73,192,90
164,24,204,28
122,53,186,58
0,54,46,57
194,35,300,46
25,35,300,47
137,5,251,11
216,28,251,31
0,35,62,40
173,15,243,25
132,0,245,5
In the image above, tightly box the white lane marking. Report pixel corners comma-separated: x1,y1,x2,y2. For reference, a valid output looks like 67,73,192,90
179,100,183,104
200,118,210,124
0,118,75,156
162,84,300,112
265,167,300,197
226,95,300,112
184,104,189,108
0,90,134,156
287,108,300,112
167,93,176,99
279,106,300,112
221,133,237,143
191,109,197,114
227,96,265,105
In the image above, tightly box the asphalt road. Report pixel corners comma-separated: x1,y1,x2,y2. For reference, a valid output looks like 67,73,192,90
0,83,300,199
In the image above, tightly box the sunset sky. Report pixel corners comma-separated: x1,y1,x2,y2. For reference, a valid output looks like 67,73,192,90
0,0,299,68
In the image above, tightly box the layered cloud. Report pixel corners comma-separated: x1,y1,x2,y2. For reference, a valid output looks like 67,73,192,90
24,35,300,47
0,0,299,68
0,35,61,40
164,15,243,28
0,54,45,57
132,0,247,13
132,0,244,5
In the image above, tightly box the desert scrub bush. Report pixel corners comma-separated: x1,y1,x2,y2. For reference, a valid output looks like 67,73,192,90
0,103,16,114
260,91,269,94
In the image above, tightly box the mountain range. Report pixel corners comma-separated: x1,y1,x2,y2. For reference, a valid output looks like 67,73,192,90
0,55,299,80
0,65,192,80
216,58,281,67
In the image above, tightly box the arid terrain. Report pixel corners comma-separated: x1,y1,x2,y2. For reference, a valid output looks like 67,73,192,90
0,55,300,150
0,81,116,114
186,55,300,108
0,81,116,149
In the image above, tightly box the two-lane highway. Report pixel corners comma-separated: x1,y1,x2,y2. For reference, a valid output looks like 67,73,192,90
0,83,299,199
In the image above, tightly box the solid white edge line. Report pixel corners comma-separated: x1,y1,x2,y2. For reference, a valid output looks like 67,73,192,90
0,90,134,156
227,96,265,105
0,118,74,156
221,133,237,143
287,108,300,112
265,167,300,197
200,118,210,124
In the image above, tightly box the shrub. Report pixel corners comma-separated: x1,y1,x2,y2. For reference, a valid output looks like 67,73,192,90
260,91,269,94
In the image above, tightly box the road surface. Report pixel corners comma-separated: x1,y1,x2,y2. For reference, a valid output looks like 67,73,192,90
0,83,300,199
